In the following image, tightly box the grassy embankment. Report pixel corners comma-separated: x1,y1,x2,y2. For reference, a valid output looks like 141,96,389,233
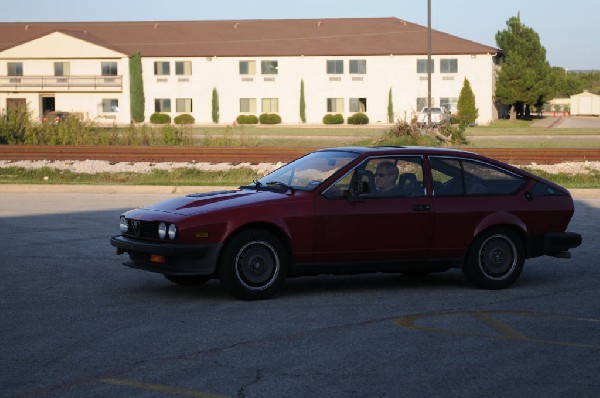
1,119,599,188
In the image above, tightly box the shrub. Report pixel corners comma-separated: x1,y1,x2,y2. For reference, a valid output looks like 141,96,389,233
174,114,195,125
162,125,183,145
347,112,369,125
236,114,259,124
259,113,281,124
150,113,171,124
323,113,344,124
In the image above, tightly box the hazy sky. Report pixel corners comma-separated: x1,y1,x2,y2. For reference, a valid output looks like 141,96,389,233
3,0,598,70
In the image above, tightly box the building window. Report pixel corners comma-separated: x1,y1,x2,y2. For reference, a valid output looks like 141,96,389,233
350,98,367,113
175,61,192,76
327,98,344,113
155,98,171,112
7,62,23,76
176,98,192,113
240,98,257,113
416,97,431,110
154,62,170,75
101,62,117,76
417,59,434,74
239,60,256,75
327,60,344,74
54,62,70,76
349,60,367,74
261,60,278,75
102,99,119,112
440,59,458,73
261,98,279,113
440,97,458,114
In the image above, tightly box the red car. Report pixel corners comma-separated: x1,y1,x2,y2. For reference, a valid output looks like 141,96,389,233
110,147,582,300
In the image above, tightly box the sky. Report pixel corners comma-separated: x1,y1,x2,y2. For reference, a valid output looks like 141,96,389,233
3,0,598,70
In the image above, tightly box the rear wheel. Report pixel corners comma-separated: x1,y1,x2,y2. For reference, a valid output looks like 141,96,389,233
219,229,287,300
163,274,210,286
463,228,524,289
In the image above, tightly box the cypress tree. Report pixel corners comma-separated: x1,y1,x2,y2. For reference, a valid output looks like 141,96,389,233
457,78,478,126
129,52,145,123
387,88,394,123
300,80,306,123
211,88,219,123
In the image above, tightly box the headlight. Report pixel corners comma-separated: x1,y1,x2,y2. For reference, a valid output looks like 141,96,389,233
158,222,167,239
119,216,128,233
168,224,177,240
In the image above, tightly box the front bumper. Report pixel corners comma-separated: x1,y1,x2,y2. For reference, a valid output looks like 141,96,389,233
526,232,583,259
109,235,221,275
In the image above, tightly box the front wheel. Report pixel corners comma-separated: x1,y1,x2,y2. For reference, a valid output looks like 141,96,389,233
463,228,524,289
219,229,287,300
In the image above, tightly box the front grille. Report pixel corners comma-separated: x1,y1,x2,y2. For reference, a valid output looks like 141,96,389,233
125,219,159,239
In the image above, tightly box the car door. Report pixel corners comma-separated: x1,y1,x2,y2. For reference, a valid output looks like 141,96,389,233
312,156,434,263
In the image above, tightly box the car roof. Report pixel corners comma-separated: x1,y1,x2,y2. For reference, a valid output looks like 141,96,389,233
317,146,478,157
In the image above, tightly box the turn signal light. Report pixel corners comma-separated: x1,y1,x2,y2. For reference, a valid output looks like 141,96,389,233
150,255,166,263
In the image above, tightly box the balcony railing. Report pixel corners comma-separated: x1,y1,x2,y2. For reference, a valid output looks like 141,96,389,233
0,75,123,91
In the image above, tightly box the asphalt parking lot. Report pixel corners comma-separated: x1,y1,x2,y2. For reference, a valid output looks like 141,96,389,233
1,191,599,397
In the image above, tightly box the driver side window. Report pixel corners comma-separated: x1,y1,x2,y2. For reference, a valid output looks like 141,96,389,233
323,156,425,199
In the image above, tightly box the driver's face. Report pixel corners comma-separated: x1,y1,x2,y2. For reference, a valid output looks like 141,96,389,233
375,168,396,191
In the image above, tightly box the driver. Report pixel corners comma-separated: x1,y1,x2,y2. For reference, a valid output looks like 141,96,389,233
374,161,400,195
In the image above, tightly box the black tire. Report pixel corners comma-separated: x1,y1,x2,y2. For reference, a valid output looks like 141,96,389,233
163,274,210,286
218,229,287,300
463,228,524,289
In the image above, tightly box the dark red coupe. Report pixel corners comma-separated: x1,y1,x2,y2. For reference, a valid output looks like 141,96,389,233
110,147,582,299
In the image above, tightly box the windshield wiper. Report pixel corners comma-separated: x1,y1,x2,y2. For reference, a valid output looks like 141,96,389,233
266,181,296,194
240,179,263,190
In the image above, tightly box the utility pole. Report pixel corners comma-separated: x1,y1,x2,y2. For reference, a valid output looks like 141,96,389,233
427,0,432,127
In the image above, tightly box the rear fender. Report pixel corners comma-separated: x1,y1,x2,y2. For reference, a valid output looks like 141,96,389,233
473,212,527,240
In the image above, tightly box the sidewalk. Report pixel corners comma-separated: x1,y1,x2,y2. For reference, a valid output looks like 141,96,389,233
1,184,599,199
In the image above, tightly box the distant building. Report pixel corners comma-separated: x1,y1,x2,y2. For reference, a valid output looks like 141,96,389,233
0,18,500,125
570,91,600,116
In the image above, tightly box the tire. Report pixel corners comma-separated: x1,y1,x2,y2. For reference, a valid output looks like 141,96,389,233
163,274,210,286
463,228,524,289
218,229,287,300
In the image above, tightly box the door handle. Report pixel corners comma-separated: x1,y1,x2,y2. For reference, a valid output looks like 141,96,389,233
412,204,431,212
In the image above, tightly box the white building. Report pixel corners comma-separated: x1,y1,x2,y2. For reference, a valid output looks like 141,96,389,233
0,18,499,125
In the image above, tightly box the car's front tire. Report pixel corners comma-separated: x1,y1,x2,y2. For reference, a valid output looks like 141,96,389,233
219,229,287,300
463,228,524,289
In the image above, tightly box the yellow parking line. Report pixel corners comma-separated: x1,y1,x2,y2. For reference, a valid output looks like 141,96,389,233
97,378,228,398
474,312,529,340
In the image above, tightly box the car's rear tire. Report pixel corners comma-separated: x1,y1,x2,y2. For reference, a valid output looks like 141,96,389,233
163,274,210,286
218,229,287,300
463,228,524,289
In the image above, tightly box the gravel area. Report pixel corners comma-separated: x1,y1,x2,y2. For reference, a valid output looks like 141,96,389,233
0,159,599,175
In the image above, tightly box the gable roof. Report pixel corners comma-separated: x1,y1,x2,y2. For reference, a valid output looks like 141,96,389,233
0,18,498,58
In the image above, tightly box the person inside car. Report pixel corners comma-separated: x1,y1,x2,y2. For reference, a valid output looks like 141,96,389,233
374,161,400,195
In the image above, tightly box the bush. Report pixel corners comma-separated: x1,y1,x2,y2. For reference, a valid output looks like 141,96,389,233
259,113,281,124
174,114,195,125
150,113,171,124
347,112,369,125
236,114,259,124
323,113,344,124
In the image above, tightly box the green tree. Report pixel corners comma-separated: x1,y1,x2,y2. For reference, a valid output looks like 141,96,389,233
211,87,219,123
457,78,478,126
495,15,552,119
387,88,394,123
300,80,306,123
129,52,145,123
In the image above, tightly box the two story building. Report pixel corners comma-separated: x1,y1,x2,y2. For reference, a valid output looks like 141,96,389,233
0,18,499,125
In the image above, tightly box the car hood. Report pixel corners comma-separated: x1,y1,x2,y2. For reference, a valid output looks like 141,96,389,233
132,188,298,217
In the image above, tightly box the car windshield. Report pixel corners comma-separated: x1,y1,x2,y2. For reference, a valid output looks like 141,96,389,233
253,150,359,191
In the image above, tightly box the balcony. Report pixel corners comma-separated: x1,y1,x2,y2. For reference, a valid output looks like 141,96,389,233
0,75,123,92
